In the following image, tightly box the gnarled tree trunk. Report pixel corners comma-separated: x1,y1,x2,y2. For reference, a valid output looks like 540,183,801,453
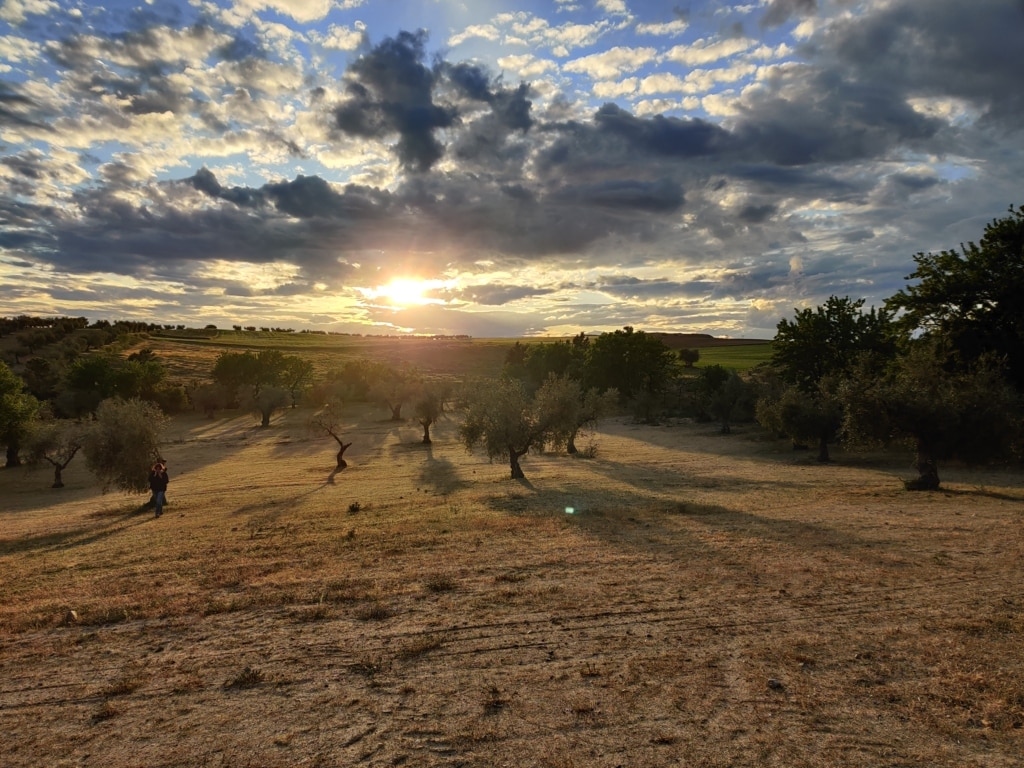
816,433,831,463
905,442,940,490
6,439,21,468
509,446,527,479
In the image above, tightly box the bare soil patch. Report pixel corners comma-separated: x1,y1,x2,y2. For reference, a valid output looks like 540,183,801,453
2,407,1022,767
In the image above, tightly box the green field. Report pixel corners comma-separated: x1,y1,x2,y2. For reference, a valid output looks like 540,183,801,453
690,343,773,371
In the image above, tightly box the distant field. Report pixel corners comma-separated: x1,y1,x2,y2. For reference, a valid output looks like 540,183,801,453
691,343,774,371
138,330,774,384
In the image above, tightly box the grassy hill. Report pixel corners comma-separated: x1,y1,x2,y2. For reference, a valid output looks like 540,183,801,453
2,405,1022,767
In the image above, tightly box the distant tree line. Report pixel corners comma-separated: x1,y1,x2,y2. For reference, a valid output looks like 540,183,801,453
2,205,1021,491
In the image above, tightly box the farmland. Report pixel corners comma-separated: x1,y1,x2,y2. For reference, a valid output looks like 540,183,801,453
2,381,1022,766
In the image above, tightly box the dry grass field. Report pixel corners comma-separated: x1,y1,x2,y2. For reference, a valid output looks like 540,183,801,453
2,404,1023,767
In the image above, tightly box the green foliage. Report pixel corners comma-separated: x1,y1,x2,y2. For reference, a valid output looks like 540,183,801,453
772,296,897,393
212,349,306,412
504,333,590,392
27,419,88,487
697,366,756,434
533,374,617,454
83,398,167,493
584,326,677,403
678,348,700,368
61,352,166,416
885,204,1024,389
840,343,1020,489
241,385,290,428
412,380,452,444
758,382,843,461
1,361,41,467
459,378,560,479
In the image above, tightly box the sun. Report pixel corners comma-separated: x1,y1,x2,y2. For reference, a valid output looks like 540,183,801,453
363,277,452,307
376,278,429,306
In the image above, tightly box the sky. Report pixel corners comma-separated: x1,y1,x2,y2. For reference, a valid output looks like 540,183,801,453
1,0,1022,339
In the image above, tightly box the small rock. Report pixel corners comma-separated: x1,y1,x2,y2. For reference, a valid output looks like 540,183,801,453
64,610,79,625
767,678,785,691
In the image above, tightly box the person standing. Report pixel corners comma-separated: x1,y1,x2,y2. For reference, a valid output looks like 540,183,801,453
149,461,169,518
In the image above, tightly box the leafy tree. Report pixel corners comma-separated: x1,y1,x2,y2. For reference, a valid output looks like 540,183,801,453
315,359,392,404
27,419,87,488
242,385,289,428
412,380,452,444
1,362,41,467
281,357,314,407
533,374,617,455
584,326,677,403
885,204,1024,389
840,343,1019,490
211,350,306,416
308,399,352,481
187,382,232,418
772,296,897,393
82,398,167,493
757,382,843,462
697,366,755,434
679,348,700,368
22,357,61,400
370,366,418,421
505,334,591,392
459,378,561,480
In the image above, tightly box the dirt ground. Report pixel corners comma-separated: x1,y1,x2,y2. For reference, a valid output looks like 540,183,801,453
1,407,1023,767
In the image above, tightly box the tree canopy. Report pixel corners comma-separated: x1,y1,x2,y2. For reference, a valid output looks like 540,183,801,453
886,204,1024,389
1,361,40,467
772,295,897,393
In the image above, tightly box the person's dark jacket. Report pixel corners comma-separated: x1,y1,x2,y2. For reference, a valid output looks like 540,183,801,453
149,469,169,493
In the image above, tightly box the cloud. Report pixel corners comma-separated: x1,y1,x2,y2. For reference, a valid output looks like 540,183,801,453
663,37,754,66
0,0,57,24
331,30,457,172
451,284,556,306
761,0,817,29
564,45,656,79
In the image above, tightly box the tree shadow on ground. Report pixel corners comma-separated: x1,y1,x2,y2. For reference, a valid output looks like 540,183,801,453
414,443,470,496
0,504,151,557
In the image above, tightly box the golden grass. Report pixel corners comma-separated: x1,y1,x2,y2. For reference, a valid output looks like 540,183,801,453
2,405,1023,767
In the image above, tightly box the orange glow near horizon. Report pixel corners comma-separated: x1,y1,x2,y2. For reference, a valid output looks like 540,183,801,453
368,278,450,307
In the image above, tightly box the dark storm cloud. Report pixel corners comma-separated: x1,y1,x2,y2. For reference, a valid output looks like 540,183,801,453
332,30,458,172
549,179,684,213
736,203,777,223
451,284,556,306
591,275,700,299
732,72,942,166
761,0,817,29
592,103,732,158
823,0,1024,125
444,63,533,132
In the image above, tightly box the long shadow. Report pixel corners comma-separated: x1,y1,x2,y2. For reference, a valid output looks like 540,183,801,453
409,442,471,497
583,451,814,498
0,504,151,557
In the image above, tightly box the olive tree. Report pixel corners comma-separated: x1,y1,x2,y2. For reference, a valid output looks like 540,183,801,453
840,343,1019,490
459,378,560,480
533,374,616,455
308,399,352,481
412,380,452,445
83,398,167,493
27,419,87,488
